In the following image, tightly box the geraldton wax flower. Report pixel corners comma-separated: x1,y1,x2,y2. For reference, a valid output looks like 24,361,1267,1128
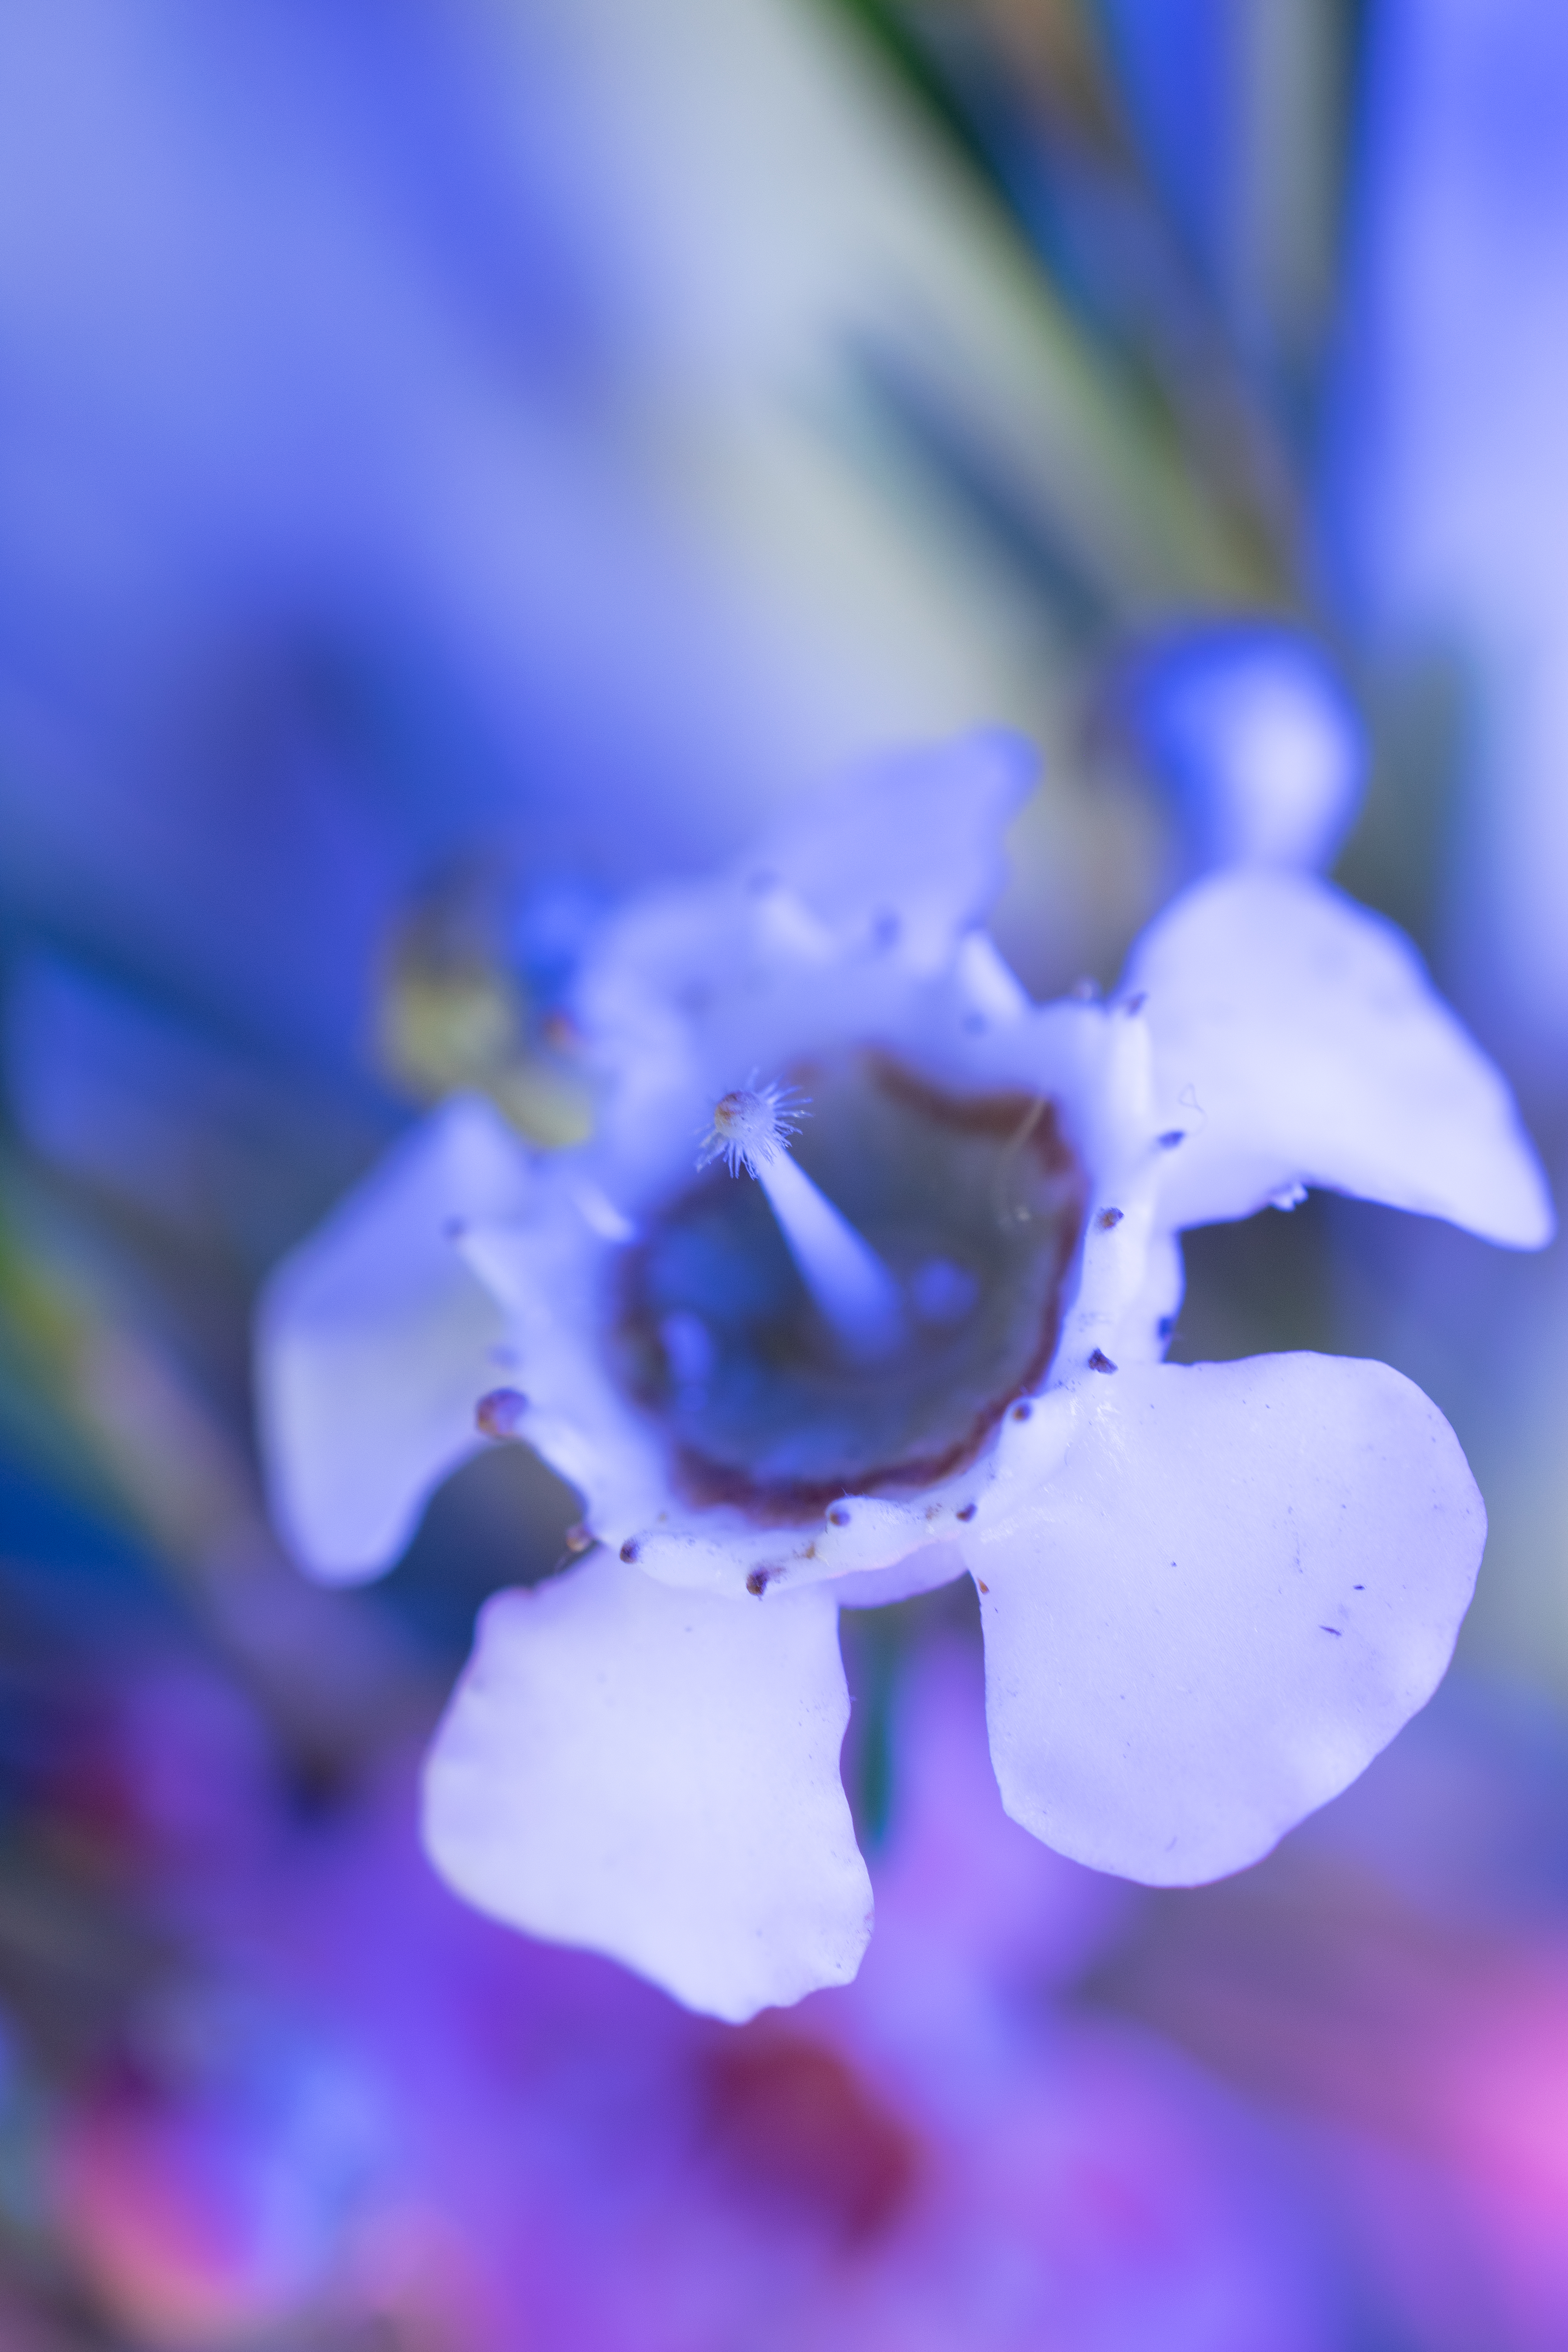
258,736,1552,2022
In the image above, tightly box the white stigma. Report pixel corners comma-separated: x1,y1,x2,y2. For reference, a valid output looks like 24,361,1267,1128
699,1080,905,1361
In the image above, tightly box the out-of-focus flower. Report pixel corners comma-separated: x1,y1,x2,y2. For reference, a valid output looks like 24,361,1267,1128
51,1997,378,2352
257,731,1550,2020
1091,1675,1568,2352
40,1631,1339,2352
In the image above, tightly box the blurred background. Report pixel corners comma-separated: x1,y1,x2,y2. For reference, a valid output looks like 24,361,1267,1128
3,0,1568,2343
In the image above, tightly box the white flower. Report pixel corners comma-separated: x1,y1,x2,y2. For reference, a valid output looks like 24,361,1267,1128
257,733,1552,2022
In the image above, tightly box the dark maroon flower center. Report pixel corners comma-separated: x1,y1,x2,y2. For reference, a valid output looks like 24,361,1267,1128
611,1050,1085,1522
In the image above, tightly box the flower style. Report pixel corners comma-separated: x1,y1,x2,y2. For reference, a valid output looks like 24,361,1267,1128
257,733,1552,2023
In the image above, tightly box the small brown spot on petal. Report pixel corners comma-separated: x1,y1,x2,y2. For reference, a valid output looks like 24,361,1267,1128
475,1387,527,1440
828,1504,852,1528
1011,1401,1033,1422
1094,1207,1124,1230
746,1568,772,1596
976,1579,989,1594
956,1503,977,1523
564,1521,595,1554
1088,1348,1118,1374
620,1539,640,1563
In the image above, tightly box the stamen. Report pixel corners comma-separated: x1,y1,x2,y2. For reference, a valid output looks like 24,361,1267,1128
699,1083,905,1360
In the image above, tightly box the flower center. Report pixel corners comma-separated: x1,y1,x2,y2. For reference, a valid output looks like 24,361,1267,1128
612,1050,1086,1521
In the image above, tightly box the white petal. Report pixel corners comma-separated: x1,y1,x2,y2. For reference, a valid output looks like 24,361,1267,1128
598,738,1032,1102
1125,869,1553,1245
1107,1225,1184,1368
256,1097,530,1582
954,926,1031,1022
967,1354,1484,1884
423,1552,871,2022
454,1200,679,1544
761,729,1037,969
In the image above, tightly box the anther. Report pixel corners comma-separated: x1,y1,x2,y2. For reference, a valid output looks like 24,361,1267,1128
699,1080,808,1178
